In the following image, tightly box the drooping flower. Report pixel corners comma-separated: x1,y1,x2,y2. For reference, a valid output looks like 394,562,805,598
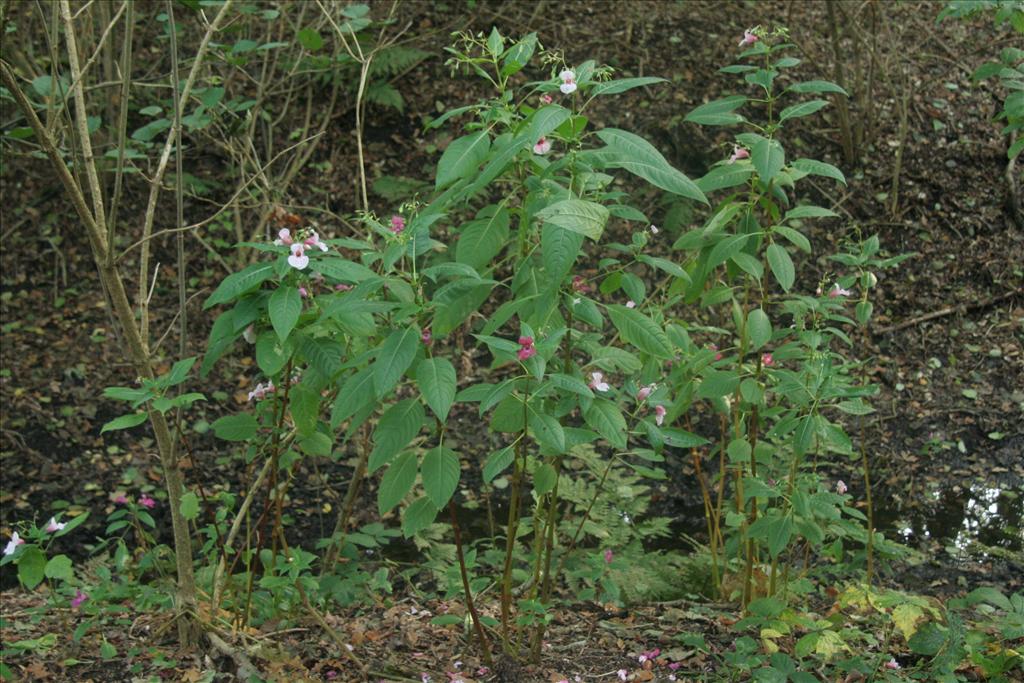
637,383,656,402
571,275,591,293
589,372,610,392
304,229,329,252
654,404,667,426
517,335,536,361
3,531,24,557
540,94,553,105
138,494,156,509
709,343,723,361
45,517,66,533
533,137,552,155
884,659,900,670
519,335,534,347
421,328,432,345
739,28,759,47
243,324,257,344
390,215,406,234
71,589,88,609
559,69,577,94
828,284,852,298
421,674,431,683
334,283,352,292
867,272,878,288
836,480,848,495
288,243,309,270
604,548,613,564
649,224,659,235
298,287,308,298
761,352,774,367
638,648,661,664
114,494,128,505
729,145,750,164
273,228,294,246
626,300,636,309
617,670,628,682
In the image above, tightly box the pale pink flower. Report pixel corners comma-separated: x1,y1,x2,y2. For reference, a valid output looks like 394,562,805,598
559,69,577,94
304,229,329,252
884,659,900,670
617,670,628,682
828,284,852,298
589,372,610,392
298,287,308,298
571,275,591,293
729,145,750,164
540,94,553,105
138,494,156,509
421,328,432,345
637,383,656,401
334,283,352,292
626,300,636,308
654,404,666,426
649,224,659,234
114,494,128,505
668,662,681,671
391,215,406,234
273,228,293,246
71,589,88,609
709,343,723,361
739,29,759,47
288,243,309,270
604,548,613,564
836,480,848,495
761,353,774,367
3,531,24,557
45,517,66,533
243,324,257,344
325,672,337,680
533,137,552,155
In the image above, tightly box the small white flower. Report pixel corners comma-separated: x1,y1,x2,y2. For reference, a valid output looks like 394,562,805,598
3,531,24,557
242,324,257,344
288,243,309,270
45,517,66,533
626,300,636,308
649,224,659,234
559,68,577,94
589,372,610,392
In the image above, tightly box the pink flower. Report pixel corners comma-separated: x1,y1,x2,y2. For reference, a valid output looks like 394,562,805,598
637,383,656,401
739,29,759,47
114,494,128,505
45,517,66,533
571,275,591,293
589,372,610,392
649,224,659,235
559,69,577,94
709,343,723,361
299,287,308,298
654,404,666,426
71,589,88,609
540,94,553,105
668,662,681,671
729,145,750,164
518,335,533,346
334,283,352,292
884,659,900,670
421,328,432,345
836,480,848,495
3,532,24,557
304,229,329,252
274,228,293,246
243,324,257,344
828,284,852,298
761,353,774,367
533,137,552,155
626,300,636,308
326,672,338,680
288,243,309,270
617,670,628,682
138,494,156,509
390,215,406,234
604,548,614,564
517,346,536,361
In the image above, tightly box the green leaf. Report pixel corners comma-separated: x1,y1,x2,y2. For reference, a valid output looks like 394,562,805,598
314,258,378,283
685,95,747,126
698,370,739,399
784,205,837,221
542,222,584,281
908,622,947,656
17,546,46,589
607,306,672,358
211,413,258,441
751,136,785,184
766,244,795,291
402,496,439,537
297,27,323,51
101,412,148,433
100,640,117,660
779,99,830,122
299,431,333,457
548,373,594,398
584,399,628,449
431,280,496,336
483,445,515,483
269,286,302,342
373,327,420,396
536,199,610,241
416,358,457,421
378,451,417,514
204,263,275,309
529,412,566,453
707,233,750,269
791,158,846,185
697,164,754,193
533,463,557,495
660,428,709,448
456,205,509,269
590,77,666,96
787,80,848,96
179,492,200,521
421,446,460,508
289,383,320,437
436,131,490,189
368,400,424,473
486,27,504,58
596,128,707,204
331,368,374,428
747,308,772,350
43,554,73,581
772,225,811,253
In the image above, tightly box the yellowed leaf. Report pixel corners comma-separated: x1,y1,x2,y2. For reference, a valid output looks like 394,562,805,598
892,603,924,641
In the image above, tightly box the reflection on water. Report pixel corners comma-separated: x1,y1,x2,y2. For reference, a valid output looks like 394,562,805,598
878,484,1023,553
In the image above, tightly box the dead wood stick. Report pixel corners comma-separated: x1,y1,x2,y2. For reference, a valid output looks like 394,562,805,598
873,290,1021,335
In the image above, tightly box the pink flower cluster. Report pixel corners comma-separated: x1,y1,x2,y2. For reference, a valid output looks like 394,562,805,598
274,228,329,270
517,336,536,361
391,215,406,234
248,380,276,402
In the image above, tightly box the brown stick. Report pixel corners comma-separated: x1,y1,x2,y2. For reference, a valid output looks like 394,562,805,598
872,290,1020,335
448,500,494,667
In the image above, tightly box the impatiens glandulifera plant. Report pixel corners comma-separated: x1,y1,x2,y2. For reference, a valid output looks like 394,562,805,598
674,25,895,606
1,513,90,602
